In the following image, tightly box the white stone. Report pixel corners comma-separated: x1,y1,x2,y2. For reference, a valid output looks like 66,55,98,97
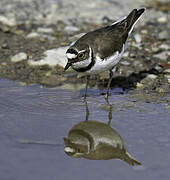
64,26,79,32
141,29,148,34
134,34,142,43
158,31,168,40
157,16,167,24
136,82,143,88
11,52,27,62
160,44,170,50
120,61,130,65
165,74,170,83
37,27,54,34
28,47,68,67
26,32,40,39
146,74,158,79
163,69,170,74
153,52,168,60
0,15,16,26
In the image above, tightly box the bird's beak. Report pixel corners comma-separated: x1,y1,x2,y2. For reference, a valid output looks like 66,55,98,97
64,62,72,71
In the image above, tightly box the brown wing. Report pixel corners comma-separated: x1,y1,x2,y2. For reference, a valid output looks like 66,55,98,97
95,25,127,59
75,8,145,60
75,25,126,59
91,8,145,59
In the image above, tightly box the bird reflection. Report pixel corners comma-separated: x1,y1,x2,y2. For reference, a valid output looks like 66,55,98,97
63,99,141,166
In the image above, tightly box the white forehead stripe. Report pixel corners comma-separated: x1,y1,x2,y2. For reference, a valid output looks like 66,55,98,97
66,53,77,59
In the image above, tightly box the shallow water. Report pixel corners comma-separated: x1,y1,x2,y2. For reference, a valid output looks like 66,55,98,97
0,79,170,180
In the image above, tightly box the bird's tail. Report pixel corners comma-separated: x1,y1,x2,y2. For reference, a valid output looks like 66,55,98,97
121,8,145,35
122,151,141,166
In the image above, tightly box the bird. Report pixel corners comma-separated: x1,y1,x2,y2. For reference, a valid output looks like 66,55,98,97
64,8,145,99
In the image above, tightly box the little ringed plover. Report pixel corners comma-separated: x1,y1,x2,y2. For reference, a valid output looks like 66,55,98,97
64,8,145,99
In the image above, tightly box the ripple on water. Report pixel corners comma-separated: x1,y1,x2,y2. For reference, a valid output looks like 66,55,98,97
0,80,81,115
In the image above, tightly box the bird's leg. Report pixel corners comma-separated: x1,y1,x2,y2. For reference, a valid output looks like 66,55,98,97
84,97,89,121
84,75,90,101
105,70,114,100
104,94,113,126
84,76,90,121
107,101,112,126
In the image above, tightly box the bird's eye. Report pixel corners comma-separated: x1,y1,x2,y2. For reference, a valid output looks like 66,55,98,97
78,52,85,59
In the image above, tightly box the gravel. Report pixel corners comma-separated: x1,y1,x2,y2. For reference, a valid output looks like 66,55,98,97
0,0,170,93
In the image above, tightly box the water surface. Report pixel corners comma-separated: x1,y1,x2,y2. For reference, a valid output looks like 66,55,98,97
0,79,170,180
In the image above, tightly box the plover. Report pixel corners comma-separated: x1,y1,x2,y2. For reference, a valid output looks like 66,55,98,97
64,8,145,99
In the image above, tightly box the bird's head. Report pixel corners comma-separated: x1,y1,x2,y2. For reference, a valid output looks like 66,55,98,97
65,43,92,71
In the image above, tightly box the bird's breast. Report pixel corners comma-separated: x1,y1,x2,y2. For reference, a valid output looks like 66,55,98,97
87,50,124,74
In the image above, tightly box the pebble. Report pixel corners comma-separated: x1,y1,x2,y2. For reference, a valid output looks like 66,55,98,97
11,52,27,63
120,61,130,66
157,16,167,24
26,32,56,41
1,43,9,49
164,75,170,84
139,74,158,87
154,65,163,73
159,44,170,50
0,15,16,26
167,51,170,56
41,34,56,41
26,32,40,39
131,41,141,48
151,47,159,53
37,27,54,34
0,25,10,33
136,82,143,88
165,105,170,110
153,51,168,60
158,30,168,40
146,74,158,80
132,60,142,67
64,26,79,32
141,29,148,34
122,51,129,57
14,29,25,35
134,34,142,44
163,69,170,74
28,47,68,67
